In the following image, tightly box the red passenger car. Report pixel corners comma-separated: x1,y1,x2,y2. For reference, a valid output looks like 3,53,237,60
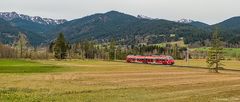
126,55,174,65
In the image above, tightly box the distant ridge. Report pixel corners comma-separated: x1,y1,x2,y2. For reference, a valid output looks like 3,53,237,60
0,12,67,25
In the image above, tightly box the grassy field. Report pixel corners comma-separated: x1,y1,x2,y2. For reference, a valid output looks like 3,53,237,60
193,47,240,59
0,59,240,102
152,40,187,47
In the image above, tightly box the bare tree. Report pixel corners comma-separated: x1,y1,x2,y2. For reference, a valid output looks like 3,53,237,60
16,32,28,58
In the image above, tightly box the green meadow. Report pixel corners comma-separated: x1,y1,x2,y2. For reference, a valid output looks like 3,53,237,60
193,47,240,58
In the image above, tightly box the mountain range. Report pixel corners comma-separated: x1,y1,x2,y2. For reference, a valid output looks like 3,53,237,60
0,11,240,46
0,12,66,25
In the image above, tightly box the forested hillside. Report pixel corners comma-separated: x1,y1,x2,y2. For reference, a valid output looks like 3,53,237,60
48,11,207,45
1,11,240,47
214,17,240,46
0,18,45,45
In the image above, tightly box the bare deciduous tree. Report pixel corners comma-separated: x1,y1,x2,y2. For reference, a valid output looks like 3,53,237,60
16,33,28,58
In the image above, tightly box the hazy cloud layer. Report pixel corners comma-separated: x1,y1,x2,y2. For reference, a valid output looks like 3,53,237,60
1,0,240,24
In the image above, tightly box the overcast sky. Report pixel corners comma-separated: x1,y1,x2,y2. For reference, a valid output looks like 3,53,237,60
1,0,240,24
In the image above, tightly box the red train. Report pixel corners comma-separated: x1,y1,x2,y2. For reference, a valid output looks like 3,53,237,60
126,55,175,65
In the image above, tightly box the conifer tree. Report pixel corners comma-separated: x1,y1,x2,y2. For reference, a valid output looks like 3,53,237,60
54,33,67,59
109,39,116,60
206,29,224,73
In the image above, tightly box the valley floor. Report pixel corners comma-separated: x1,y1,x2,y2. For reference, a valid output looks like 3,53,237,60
0,59,240,102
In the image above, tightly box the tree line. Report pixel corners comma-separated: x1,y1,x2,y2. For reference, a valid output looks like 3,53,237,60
0,32,191,60
50,33,191,60
0,29,226,73
0,31,225,61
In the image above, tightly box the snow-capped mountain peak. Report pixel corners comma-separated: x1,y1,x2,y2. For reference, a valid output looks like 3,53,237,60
177,19,194,24
0,12,67,25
